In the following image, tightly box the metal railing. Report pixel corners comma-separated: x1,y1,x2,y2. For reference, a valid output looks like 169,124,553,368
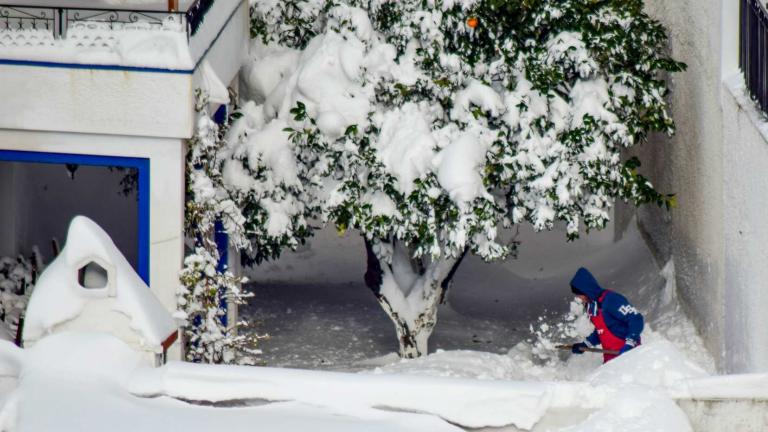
740,0,768,114
0,0,213,40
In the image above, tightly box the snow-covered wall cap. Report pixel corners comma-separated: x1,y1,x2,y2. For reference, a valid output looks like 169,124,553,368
23,216,177,348
200,59,230,105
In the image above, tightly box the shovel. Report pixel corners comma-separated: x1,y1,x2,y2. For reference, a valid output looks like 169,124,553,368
556,344,619,355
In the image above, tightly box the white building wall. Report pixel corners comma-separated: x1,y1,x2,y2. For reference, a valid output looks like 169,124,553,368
632,0,768,373
0,65,194,139
721,78,768,372
0,166,16,257
0,129,185,316
1,162,139,266
629,0,727,368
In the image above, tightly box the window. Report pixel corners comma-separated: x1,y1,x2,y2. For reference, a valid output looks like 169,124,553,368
740,0,768,113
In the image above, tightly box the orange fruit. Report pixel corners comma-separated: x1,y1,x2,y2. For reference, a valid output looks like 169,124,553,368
467,17,479,29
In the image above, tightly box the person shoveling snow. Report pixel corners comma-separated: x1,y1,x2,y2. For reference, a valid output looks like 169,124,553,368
565,267,644,363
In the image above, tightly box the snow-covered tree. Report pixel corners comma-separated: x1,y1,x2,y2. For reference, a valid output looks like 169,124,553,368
243,0,684,358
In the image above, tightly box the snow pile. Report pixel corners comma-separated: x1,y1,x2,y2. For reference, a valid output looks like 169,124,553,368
0,19,192,69
129,359,606,430
563,387,692,432
23,216,176,350
0,332,469,432
588,341,707,387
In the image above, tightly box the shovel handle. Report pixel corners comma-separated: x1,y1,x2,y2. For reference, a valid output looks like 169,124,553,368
556,344,620,355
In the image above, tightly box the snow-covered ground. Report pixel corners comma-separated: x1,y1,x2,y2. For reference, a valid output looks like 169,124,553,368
244,219,715,377
0,219,748,432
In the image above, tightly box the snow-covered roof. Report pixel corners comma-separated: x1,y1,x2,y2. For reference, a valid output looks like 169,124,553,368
0,1,196,12
23,216,177,350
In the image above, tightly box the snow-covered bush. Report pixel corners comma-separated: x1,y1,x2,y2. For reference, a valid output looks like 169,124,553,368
177,91,265,364
0,253,41,338
242,0,684,358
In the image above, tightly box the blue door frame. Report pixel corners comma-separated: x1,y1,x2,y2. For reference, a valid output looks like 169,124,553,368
0,150,151,284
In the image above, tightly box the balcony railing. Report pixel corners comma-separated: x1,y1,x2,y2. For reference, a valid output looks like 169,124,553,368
740,0,768,114
0,0,213,41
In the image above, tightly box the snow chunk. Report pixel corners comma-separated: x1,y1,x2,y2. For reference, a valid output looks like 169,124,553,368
328,6,375,41
198,60,230,105
374,102,438,195
570,78,617,128
566,387,692,432
435,127,492,204
589,341,708,390
364,191,399,218
256,32,372,139
451,80,505,123
23,216,176,350
546,31,597,79
244,118,300,187
242,43,301,104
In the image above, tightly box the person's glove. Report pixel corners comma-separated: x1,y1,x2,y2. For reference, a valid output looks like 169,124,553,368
571,342,588,354
619,339,638,355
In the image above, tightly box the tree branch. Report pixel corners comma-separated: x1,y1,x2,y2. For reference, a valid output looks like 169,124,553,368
439,247,469,304
364,237,383,295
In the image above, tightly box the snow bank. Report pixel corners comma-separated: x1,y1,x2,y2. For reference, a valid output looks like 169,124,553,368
129,360,602,430
565,387,692,432
0,332,469,432
589,341,708,389
23,216,176,350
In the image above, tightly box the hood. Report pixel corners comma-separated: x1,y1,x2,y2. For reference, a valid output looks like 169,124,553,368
569,267,604,301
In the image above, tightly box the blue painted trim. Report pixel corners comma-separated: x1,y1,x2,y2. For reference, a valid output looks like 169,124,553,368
213,104,228,125
0,58,192,74
214,219,229,327
0,150,151,284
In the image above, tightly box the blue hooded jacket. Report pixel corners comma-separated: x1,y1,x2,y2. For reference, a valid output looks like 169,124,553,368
570,267,644,346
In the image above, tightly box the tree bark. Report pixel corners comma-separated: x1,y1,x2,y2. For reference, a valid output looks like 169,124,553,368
363,238,461,358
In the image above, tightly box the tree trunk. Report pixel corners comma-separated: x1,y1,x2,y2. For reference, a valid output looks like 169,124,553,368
363,238,465,358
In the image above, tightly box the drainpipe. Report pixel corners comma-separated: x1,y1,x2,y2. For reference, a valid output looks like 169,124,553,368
168,0,179,12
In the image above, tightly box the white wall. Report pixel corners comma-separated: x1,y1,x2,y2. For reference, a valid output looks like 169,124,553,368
0,65,194,139
632,0,727,368
0,129,185,317
721,77,768,372
0,165,17,257
0,162,139,267
633,0,768,373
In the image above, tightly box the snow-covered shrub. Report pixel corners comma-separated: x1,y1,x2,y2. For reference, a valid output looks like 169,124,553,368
242,0,684,358
0,253,41,338
177,91,265,364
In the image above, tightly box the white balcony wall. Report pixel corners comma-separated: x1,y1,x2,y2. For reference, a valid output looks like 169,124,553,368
0,65,195,139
